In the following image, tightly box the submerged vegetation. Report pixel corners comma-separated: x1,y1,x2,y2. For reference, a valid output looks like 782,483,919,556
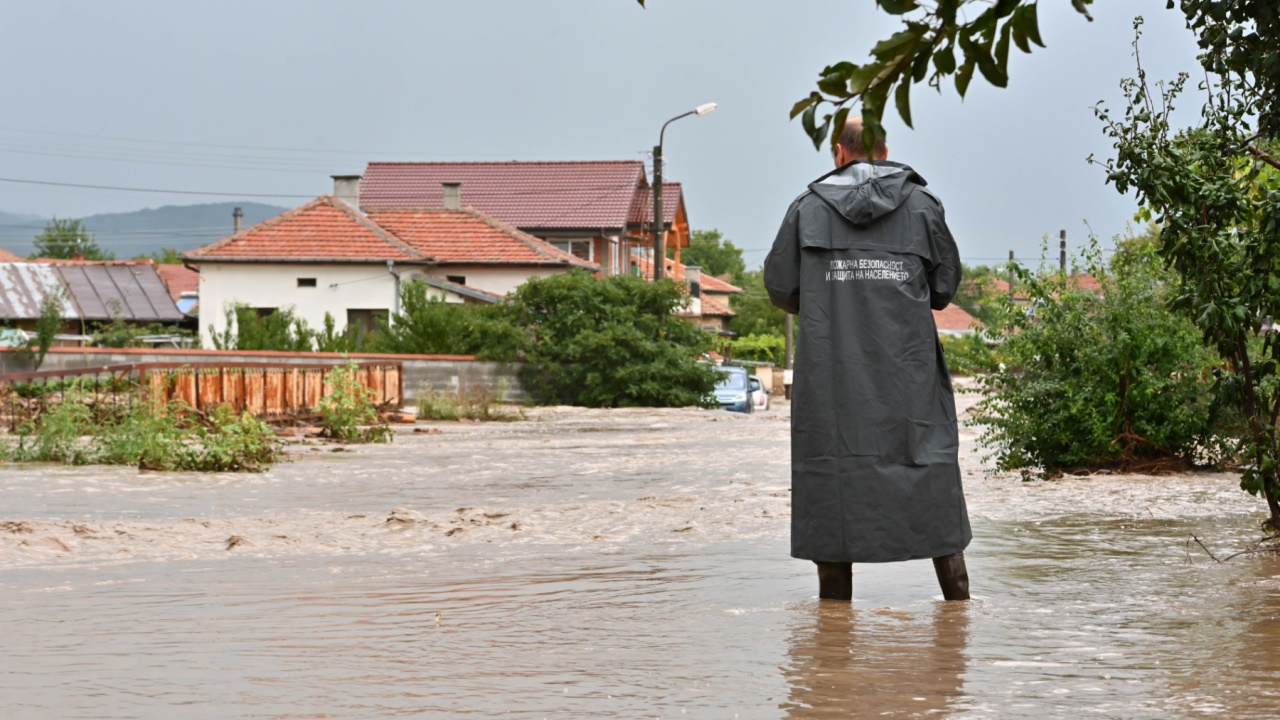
0,382,284,472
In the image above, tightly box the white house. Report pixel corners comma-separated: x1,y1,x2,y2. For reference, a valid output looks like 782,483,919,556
182,192,597,345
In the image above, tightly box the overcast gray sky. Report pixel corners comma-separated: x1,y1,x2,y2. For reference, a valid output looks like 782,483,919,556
0,1,1204,268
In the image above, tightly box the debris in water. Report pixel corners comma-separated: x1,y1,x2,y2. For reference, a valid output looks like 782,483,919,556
225,535,251,550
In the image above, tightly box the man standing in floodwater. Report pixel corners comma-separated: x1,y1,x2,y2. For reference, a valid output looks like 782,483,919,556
763,117,971,601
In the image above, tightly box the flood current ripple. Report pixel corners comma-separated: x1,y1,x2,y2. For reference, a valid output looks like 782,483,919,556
3,396,1279,718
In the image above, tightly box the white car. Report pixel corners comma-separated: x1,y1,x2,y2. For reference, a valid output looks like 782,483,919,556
750,377,771,411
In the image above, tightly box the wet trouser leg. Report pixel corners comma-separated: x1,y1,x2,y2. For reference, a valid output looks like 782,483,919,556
815,561,852,600
933,552,970,601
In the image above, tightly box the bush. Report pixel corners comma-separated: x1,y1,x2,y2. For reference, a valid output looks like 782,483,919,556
729,333,786,365
939,333,999,376
210,304,315,352
507,270,722,408
314,359,392,443
972,242,1226,475
374,281,523,359
0,380,285,472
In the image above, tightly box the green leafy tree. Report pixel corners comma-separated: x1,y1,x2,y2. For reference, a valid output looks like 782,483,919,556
30,217,114,260
668,229,747,283
507,270,722,407
1093,17,1280,526
373,281,524,360
729,333,786,365
729,270,787,338
133,247,184,264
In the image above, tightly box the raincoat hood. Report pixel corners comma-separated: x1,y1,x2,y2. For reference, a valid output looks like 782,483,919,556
807,160,927,227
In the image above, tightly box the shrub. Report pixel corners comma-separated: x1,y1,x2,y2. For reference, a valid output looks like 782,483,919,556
0,379,285,472
374,281,523,360
939,333,999,377
211,304,315,352
972,241,1226,475
507,270,722,408
729,333,786,365
314,359,392,443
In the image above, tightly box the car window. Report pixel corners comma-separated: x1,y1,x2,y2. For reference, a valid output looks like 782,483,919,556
715,370,747,390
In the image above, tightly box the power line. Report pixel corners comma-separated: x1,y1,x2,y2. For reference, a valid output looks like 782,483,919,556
0,176,313,198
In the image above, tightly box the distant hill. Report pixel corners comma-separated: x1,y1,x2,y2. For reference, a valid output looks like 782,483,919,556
0,202,288,259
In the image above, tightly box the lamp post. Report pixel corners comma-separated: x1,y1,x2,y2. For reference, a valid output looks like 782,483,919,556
653,102,716,282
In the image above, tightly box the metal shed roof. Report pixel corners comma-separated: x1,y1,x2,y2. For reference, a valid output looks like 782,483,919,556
0,262,183,323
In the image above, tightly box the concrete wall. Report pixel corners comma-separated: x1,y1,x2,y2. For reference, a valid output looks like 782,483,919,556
0,347,527,404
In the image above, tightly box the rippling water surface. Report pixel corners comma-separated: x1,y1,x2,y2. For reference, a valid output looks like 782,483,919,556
3,394,1279,718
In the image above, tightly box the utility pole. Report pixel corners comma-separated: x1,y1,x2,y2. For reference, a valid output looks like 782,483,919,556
653,143,664,281
1008,250,1015,298
784,313,794,369
1059,229,1067,272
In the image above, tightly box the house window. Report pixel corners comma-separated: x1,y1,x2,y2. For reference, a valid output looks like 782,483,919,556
297,277,317,287
549,238,593,261
445,275,466,286
253,307,277,319
347,309,389,344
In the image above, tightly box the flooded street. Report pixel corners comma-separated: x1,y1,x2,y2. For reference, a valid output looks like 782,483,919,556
3,391,1280,719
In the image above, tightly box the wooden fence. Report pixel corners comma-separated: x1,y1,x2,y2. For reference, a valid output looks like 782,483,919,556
0,361,403,428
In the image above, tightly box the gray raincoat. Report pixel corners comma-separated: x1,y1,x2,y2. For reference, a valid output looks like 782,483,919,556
764,160,971,563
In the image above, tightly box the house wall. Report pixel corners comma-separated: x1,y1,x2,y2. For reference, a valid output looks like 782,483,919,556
198,262,403,346
424,265,569,297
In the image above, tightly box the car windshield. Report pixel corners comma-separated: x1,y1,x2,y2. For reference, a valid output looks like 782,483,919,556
716,371,747,390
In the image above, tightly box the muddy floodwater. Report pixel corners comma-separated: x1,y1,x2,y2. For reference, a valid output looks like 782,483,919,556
3,389,1280,719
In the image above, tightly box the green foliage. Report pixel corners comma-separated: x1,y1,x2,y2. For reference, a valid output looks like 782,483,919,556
314,358,392,443
416,381,521,422
953,263,1005,326
0,380,284,472
211,304,315,352
314,312,368,353
939,332,998,376
668,229,746,283
90,317,193,349
810,1,1280,156
1093,17,1280,522
29,217,114,260
507,270,722,408
729,333,786,365
972,241,1224,475
788,0,1090,152
729,270,788,338
132,247,184,264
22,288,67,370
374,281,523,359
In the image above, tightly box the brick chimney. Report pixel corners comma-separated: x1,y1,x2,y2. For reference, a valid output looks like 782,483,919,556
332,175,362,208
442,182,462,210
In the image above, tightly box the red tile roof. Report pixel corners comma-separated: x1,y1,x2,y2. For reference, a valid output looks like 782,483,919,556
934,304,981,331
155,264,198,301
630,255,742,293
359,161,646,231
0,247,23,262
699,295,735,317
367,209,597,268
184,196,421,262
628,183,682,227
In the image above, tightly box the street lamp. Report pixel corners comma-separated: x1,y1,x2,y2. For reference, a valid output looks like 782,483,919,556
653,102,716,282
